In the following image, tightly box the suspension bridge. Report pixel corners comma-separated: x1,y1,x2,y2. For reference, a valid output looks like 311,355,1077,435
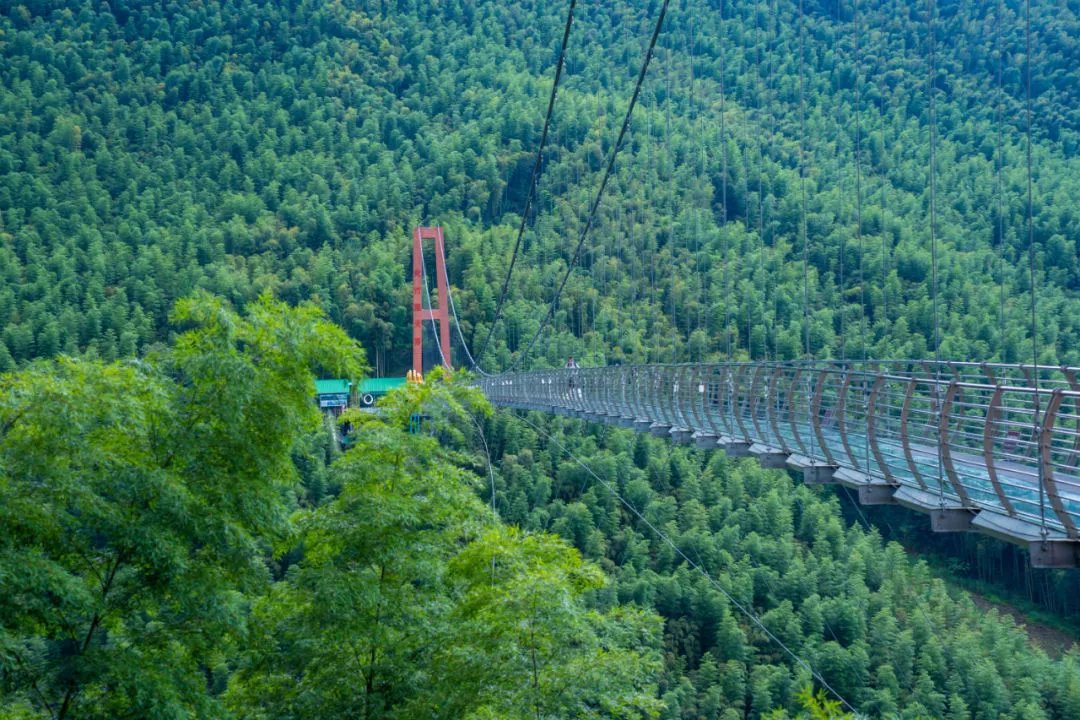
402,0,1079,569
413,215,1080,568
477,362,1080,569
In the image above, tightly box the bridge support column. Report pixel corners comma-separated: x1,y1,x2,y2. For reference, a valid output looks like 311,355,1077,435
930,509,976,533
786,455,838,485
719,437,751,457
749,443,788,468
894,486,973,531
412,227,451,374
833,468,898,505
693,432,718,450
670,427,693,445
1028,540,1080,569
649,422,672,437
858,483,898,505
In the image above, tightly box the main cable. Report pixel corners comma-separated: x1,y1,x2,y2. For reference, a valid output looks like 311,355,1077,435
926,0,945,506
854,0,870,474
507,0,671,372
720,0,732,361
799,0,809,366
1024,0,1046,539
474,0,578,366
755,0,768,363
511,410,860,716
443,244,488,374
798,0,816,457
995,0,1007,354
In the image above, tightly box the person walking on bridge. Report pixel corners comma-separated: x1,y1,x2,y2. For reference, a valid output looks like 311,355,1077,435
565,356,581,400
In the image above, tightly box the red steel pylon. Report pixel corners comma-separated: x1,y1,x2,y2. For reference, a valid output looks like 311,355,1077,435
412,226,452,375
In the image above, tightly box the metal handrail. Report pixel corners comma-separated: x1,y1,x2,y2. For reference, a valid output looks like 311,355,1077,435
480,362,1080,566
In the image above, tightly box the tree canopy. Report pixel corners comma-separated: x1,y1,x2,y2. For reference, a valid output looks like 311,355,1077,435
2,0,1079,717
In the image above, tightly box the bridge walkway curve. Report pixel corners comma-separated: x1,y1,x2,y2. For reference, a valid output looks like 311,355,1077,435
479,361,1080,568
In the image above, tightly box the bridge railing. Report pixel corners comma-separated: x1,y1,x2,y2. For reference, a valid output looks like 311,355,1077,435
480,362,1080,568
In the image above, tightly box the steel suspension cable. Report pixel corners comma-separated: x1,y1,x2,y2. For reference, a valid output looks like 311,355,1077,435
755,0,767,362
468,410,498,519
798,0,816,457
880,103,890,330
720,0,732,360
648,91,658,366
995,0,1007,355
880,2,905,337
444,248,487,374
509,0,672,372
834,0,847,367
769,0,781,363
689,10,706,361
854,0,870,473
665,41,677,363
799,0,809,364
926,0,945,505
927,0,940,368
474,0,578,366
1024,0,1047,539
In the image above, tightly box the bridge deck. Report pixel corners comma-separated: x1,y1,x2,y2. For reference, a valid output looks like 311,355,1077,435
480,362,1080,568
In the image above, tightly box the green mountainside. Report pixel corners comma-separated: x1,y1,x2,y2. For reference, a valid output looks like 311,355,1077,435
488,414,1080,719
1,0,1078,370
4,314,1079,719
0,300,663,719
2,1,1080,719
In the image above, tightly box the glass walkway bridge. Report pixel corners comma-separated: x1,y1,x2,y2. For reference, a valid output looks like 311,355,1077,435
479,361,1080,568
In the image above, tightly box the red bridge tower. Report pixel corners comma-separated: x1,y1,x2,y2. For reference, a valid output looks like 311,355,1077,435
412,226,452,375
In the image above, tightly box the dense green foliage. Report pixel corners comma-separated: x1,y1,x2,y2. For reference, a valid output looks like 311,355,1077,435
0,300,663,718
0,0,1077,372
836,493,1080,628
2,0,1080,717
485,414,1080,719
3,298,1076,719
0,295,364,717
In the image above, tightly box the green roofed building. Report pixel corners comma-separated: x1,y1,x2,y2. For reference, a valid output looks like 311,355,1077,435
315,378,351,412
359,377,406,407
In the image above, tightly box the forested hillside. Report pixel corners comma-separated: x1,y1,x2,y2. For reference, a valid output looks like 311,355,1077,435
2,301,1079,719
1,0,1078,372
3,0,1080,718
484,414,1080,719
0,300,664,719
